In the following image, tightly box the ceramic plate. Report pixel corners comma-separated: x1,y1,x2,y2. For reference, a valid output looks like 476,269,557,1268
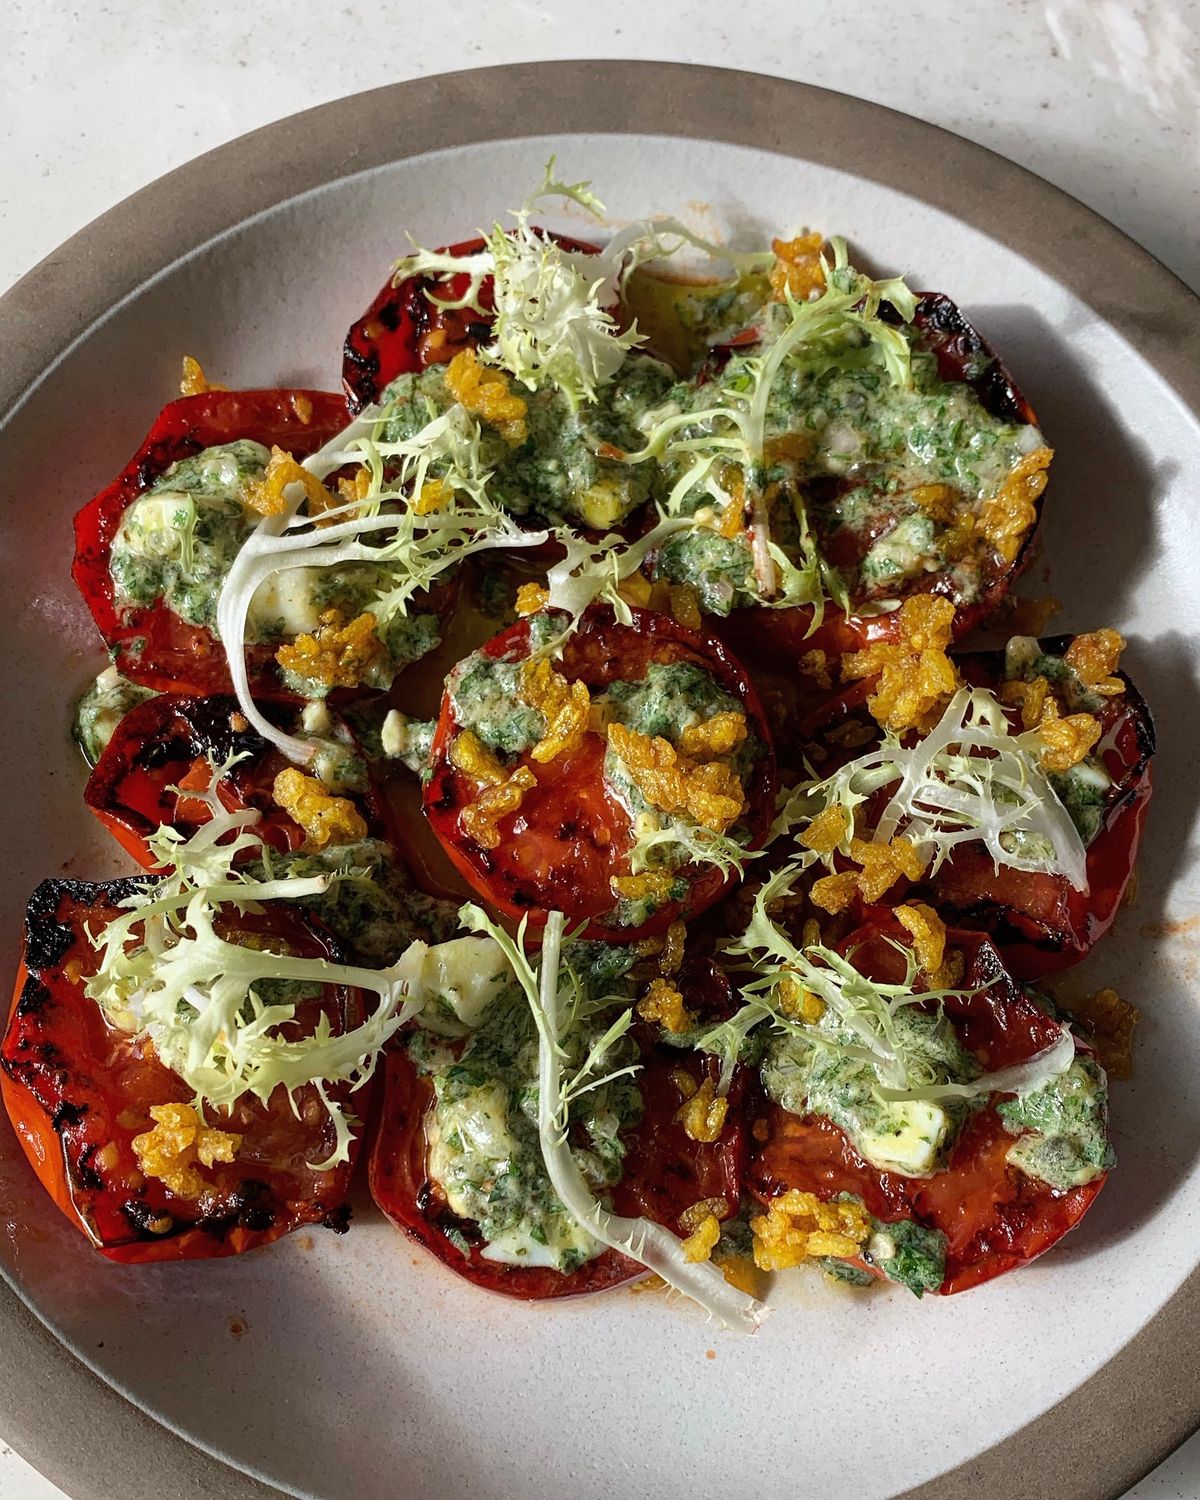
1,62,1198,1500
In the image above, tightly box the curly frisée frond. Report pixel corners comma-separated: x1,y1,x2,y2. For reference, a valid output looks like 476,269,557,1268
539,511,694,644
774,686,1091,891
616,239,914,605
391,159,774,410
460,904,767,1331
719,862,1075,1106
215,399,549,764
84,769,423,1168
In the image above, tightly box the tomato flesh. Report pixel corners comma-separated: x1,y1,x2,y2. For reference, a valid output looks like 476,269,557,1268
368,962,747,1299
83,692,394,872
709,293,1043,726
423,605,777,939
2,878,365,1262
369,1048,640,1299
342,231,601,411
797,642,1155,977
72,389,350,697
748,924,1109,1293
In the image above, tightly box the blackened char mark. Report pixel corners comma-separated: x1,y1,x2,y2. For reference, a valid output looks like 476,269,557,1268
22,877,154,976
134,436,202,492
912,294,1033,427
196,1178,279,1240
321,1202,352,1234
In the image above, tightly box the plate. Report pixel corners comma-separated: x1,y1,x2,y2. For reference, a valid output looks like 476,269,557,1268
1,61,1199,1500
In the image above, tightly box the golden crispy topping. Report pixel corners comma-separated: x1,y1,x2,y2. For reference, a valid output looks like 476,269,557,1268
810,836,924,912
460,765,538,850
1062,987,1139,1080
520,658,591,764
611,869,678,906
179,355,227,397
850,835,924,901
659,920,687,976
750,1189,871,1271
679,1197,729,1236
645,580,705,631
1037,711,1102,773
290,392,314,425
515,581,550,616
449,729,540,847
244,445,335,518
678,710,748,760
275,608,385,690
607,722,745,833
637,977,695,1034
616,570,654,610
778,975,825,1023
676,1078,729,1143
908,483,958,524
449,729,508,787
799,805,848,857
418,326,449,362
769,232,826,302
670,1067,699,1101
1000,673,1052,730
414,477,451,515
336,466,373,506
680,1213,722,1263
810,869,860,914
895,901,948,977
1065,628,1126,695
939,948,966,988
132,1103,241,1200
444,348,528,445
842,595,961,733
273,768,368,850
977,446,1053,563
798,649,832,690
717,480,747,539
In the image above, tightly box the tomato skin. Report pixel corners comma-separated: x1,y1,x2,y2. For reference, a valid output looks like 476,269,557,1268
342,231,601,411
82,692,394,872
797,642,1155,978
368,966,746,1300
423,605,777,940
709,293,1042,714
368,1048,640,1299
71,389,351,697
747,923,1109,1294
612,1041,746,1232
2,878,366,1263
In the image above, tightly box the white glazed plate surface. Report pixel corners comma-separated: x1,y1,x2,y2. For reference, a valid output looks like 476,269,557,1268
2,121,1198,1500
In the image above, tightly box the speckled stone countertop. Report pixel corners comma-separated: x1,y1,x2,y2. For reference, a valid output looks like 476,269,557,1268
1,2,1197,1496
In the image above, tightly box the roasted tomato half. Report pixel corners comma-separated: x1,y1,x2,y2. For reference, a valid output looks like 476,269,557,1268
749,924,1108,1294
799,638,1154,978
342,230,601,411
2,879,365,1262
711,294,1045,711
369,959,746,1300
423,606,777,940
83,692,393,871
72,389,350,697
